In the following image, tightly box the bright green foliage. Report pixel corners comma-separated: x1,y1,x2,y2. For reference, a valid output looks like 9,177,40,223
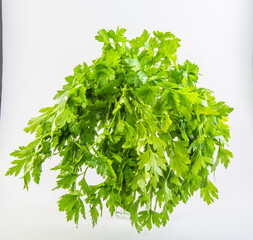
6,27,233,232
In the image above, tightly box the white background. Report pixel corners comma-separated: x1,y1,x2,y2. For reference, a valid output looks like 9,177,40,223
0,0,252,239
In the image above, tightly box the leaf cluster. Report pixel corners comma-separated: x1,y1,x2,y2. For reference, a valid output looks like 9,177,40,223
6,27,233,232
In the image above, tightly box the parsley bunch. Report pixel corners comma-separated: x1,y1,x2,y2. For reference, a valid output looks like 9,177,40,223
6,28,233,232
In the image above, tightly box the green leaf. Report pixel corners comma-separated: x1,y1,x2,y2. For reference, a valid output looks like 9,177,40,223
94,154,117,179
217,146,233,168
56,173,79,189
58,193,85,224
125,58,141,71
108,27,127,43
191,149,206,174
90,205,99,227
161,115,172,132
24,115,45,134
170,141,191,177
214,101,234,117
200,180,218,205
5,158,27,177
195,105,219,120
129,29,150,49
137,70,148,84
6,145,35,177
95,29,110,43
111,152,123,163
105,49,121,67
115,121,125,133
138,148,166,186
55,108,75,129
134,85,159,106
151,211,162,228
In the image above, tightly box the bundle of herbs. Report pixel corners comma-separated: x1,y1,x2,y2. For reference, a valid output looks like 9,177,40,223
6,28,233,232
